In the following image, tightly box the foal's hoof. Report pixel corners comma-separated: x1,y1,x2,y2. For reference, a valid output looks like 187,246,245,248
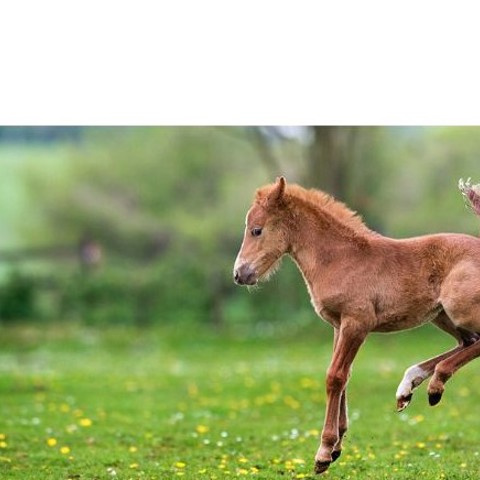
428,391,443,406
331,450,342,462
396,393,413,412
314,459,331,475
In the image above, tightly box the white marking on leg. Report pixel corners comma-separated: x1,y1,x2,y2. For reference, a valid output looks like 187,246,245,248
396,365,428,399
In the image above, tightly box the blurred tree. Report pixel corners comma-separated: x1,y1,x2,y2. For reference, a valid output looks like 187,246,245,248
308,126,359,197
252,126,386,229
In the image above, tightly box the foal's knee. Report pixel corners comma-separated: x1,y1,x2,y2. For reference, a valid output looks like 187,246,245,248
326,369,348,394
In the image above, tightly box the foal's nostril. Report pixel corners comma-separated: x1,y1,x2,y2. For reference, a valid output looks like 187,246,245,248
234,264,256,286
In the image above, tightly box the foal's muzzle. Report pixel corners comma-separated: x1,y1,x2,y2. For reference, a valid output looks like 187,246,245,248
233,263,257,286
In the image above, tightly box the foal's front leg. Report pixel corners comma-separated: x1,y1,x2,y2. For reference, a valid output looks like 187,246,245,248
331,329,348,463
332,391,348,462
315,321,367,475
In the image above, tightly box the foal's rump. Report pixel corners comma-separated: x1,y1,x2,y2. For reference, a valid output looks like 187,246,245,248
440,257,480,333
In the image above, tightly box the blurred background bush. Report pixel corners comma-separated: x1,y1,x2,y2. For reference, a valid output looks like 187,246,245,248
0,126,479,332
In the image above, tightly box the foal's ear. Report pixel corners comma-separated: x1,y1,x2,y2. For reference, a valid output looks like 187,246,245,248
267,176,287,207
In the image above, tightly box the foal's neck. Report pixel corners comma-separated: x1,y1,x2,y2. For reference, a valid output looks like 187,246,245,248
289,201,369,258
287,201,371,293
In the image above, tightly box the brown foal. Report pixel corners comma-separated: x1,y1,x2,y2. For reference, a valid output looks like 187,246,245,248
233,177,480,475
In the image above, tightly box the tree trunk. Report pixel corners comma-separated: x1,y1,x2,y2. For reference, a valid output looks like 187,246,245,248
307,126,359,200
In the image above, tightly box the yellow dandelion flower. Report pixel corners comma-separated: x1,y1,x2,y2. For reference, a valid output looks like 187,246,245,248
196,425,209,434
47,438,57,447
0,442,7,449
60,446,71,455
129,462,139,469
0,434,5,441
175,462,186,469
460,463,467,468
416,442,426,449
284,395,300,410
79,418,92,427
300,377,313,388
238,457,248,463
188,383,199,397
238,468,248,475
129,446,138,453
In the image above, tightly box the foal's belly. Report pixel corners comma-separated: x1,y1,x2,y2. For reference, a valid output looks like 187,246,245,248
373,304,443,333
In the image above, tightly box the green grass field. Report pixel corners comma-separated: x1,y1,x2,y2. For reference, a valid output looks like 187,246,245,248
0,322,480,479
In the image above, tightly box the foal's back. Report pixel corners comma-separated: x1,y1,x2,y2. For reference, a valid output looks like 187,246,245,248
367,232,480,333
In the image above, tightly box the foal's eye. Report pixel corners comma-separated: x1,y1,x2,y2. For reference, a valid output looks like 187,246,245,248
251,227,263,237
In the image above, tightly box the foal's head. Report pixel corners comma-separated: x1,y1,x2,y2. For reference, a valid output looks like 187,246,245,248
233,176,290,286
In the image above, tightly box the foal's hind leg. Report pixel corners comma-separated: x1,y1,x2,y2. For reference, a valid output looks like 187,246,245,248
428,338,480,405
427,265,480,405
396,312,477,411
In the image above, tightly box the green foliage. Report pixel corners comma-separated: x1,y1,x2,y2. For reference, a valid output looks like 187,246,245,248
380,127,480,236
4,127,268,326
0,271,36,322
20,127,262,249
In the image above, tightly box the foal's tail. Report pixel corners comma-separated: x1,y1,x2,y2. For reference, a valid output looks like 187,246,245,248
459,178,480,217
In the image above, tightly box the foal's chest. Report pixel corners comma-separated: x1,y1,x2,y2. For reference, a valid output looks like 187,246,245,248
314,293,348,329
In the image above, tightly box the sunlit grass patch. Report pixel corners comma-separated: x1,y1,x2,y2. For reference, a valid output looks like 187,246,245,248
0,322,480,478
